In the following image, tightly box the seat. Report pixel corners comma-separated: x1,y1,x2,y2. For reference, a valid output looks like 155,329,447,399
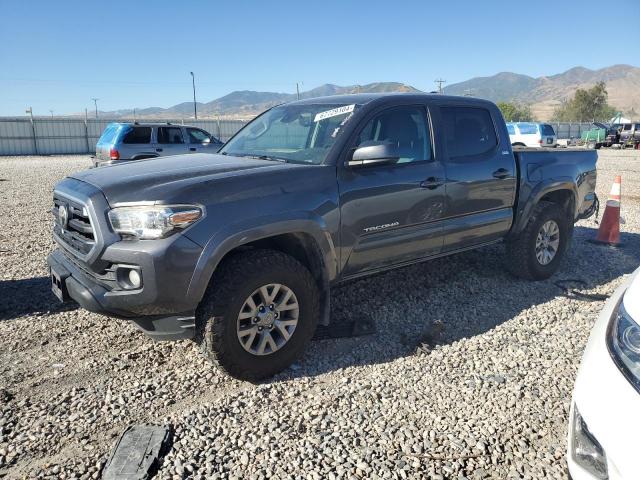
379,112,423,162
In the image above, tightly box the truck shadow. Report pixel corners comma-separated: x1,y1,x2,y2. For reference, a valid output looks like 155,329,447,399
283,224,640,380
0,276,77,321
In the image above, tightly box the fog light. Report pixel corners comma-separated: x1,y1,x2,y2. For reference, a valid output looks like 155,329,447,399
128,269,142,289
570,405,607,479
116,267,142,290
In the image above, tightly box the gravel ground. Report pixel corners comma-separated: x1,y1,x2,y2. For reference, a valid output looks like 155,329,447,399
1,150,639,480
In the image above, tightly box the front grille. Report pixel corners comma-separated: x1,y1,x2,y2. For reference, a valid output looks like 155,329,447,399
61,249,118,290
52,194,96,255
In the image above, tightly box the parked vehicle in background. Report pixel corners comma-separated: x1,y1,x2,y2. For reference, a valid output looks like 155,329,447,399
567,266,640,480
619,123,640,149
48,93,597,380
581,122,621,149
507,122,557,147
93,122,224,167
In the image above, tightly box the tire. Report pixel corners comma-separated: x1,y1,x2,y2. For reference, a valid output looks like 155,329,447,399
195,249,319,381
505,201,571,280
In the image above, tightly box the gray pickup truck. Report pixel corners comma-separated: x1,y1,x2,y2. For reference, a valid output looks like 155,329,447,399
48,94,598,380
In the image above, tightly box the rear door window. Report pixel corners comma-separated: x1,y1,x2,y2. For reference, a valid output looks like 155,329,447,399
122,126,152,144
157,127,184,144
441,107,498,158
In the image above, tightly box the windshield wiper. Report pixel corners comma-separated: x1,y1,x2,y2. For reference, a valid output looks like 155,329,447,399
239,154,287,163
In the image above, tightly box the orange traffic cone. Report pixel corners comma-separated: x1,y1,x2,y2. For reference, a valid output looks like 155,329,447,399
593,175,621,246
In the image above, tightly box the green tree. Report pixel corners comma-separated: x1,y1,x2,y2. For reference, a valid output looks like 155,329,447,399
497,102,534,122
552,82,616,122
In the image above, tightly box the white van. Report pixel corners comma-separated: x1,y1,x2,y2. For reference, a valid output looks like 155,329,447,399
507,122,557,148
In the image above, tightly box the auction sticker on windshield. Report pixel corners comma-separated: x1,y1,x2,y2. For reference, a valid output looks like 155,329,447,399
314,104,355,122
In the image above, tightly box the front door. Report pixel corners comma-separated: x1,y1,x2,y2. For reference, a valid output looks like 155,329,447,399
338,105,446,277
155,126,188,156
186,127,223,153
438,105,517,251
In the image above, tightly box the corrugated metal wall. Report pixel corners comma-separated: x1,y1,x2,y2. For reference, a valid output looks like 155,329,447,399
0,118,248,155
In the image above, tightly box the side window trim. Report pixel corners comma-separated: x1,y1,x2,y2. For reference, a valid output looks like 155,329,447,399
345,104,434,167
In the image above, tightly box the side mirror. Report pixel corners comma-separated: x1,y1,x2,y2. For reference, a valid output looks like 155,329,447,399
347,142,399,168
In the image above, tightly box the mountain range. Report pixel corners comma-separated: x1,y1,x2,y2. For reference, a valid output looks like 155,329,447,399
96,65,639,121
443,64,640,120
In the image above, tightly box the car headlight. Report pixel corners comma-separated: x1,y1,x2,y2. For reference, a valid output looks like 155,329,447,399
607,300,640,393
108,205,203,240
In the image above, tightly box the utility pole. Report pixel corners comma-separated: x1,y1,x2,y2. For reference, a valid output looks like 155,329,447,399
91,98,99,118
190,72,197,120
435,78,446,94
133,107,136,122
296,82,300,100
49,110,54,118
26,107,38,155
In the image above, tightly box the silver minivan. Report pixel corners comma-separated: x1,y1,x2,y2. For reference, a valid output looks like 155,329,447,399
94,122,223,167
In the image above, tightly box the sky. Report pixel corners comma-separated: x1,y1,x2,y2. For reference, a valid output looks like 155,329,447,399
1,0,639,116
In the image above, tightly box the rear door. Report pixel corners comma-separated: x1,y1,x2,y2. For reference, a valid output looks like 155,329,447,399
155,126,188,156
438,104,517,251
338,104,446,277
186,127,223,153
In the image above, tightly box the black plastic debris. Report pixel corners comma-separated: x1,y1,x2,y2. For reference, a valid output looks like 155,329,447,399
313,316,376,340
102,425,172,480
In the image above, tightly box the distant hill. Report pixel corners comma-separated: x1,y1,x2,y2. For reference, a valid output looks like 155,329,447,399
444,64,640,120
97,82,420,119
90,65,639,121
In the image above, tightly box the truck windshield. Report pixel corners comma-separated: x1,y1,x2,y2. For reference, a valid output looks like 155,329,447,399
220,103,359,164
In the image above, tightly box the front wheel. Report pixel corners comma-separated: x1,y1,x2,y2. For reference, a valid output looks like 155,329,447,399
195,249,319,381
505,201,570,280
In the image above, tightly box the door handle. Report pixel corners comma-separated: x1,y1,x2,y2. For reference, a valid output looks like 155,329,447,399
420,177,444,189
156,148,163,152
492,168,510,179
189,147,196,151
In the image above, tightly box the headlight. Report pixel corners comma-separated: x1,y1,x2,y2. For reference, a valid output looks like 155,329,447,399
108,205,203,240
607,300,640,393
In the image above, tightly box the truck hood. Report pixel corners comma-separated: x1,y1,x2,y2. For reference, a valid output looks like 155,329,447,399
71,153,298,204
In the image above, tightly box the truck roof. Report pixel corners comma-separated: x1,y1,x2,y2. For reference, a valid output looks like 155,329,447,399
290,92,496,107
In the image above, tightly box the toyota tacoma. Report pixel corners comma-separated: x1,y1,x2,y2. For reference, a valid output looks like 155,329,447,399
48,93,598,380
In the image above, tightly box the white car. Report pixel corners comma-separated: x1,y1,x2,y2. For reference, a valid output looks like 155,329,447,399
567,266,640,479
507,122,557,147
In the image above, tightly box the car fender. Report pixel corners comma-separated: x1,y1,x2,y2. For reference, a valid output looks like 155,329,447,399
510,178,578,237
184,211,338,306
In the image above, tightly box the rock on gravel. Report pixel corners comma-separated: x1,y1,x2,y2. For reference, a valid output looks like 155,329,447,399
1,151,639,479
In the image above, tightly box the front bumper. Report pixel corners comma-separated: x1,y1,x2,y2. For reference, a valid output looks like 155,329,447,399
47,233,203,340
568,268,640,480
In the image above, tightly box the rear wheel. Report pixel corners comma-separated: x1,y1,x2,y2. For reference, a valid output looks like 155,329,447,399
505,201,570,280
195,249,319,381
